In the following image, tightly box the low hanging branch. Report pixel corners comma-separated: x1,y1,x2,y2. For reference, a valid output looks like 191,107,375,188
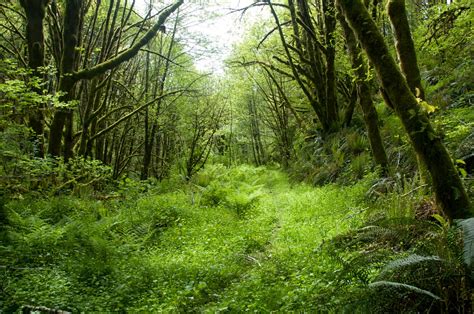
231,59,294,79
139,48,183,67
71,0,183,82
90,90,182,141
421,5,469,48
256,21,291,49
90,73,208,141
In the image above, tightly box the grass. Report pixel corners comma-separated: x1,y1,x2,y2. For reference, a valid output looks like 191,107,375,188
0,165,465,312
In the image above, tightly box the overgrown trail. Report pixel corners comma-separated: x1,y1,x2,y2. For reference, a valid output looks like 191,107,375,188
1,165,369,312
125,165,367,311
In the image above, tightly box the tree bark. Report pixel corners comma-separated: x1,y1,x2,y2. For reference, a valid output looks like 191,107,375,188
338,9,389,174
323,0,339,130
48,0,83,157
142,10,179,179
20,0,50,157
337,0,471,220
141,47,152,180
387,0,425,99
387,0,430,184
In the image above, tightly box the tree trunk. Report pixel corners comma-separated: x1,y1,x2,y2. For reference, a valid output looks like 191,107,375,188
387,0,430,184
142,11,179,179
387,0,425,99
48,0,83,157
338,10,390,174
323,0,339,130
20,0,49,157
141,48,152,180
337,0,471,220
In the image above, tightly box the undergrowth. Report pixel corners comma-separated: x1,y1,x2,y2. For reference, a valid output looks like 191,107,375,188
0,165,471,312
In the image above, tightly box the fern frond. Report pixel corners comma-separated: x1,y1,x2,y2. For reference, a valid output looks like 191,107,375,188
378,254,443,278
456,218,474,268
369,280,441,300
355,225,400,244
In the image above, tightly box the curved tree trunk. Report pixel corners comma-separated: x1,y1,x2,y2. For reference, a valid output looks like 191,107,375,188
337,0,471,220
387,0,430,184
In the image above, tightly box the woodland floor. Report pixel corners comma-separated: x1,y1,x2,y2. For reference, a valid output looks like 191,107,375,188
1,165,374,311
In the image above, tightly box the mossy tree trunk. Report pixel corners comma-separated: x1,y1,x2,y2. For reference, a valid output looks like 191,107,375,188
337,0,471,220
20,0,50,157
142,11,179,180
337,9,390,175
323,0,339,131
48,0,83,158
387,0,425,99
270,0,339,133
387,0,430,184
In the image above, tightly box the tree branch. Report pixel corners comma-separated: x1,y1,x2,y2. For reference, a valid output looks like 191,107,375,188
71,0,183,82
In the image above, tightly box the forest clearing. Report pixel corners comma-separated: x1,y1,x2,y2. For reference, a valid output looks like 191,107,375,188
1,0,473,312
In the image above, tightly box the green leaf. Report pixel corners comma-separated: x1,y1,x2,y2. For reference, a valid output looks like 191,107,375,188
417,98,437,114
369,281,441,300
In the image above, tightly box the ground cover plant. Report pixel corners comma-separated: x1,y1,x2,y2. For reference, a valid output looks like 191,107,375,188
1,165,471,312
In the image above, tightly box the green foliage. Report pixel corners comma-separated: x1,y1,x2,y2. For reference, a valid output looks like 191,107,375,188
366,172,430,220
433,106,474,158
368,281,441,300
1,0,473,311
0,59,112,198
0,191,188,311
457,218,474,272
192,164,284,215
0,156,112,197
0,166,375,312
0,60,60,111
1,163,471,312
291,129,377,185
377,254,443,278
323,211,471,313
416,3,473,109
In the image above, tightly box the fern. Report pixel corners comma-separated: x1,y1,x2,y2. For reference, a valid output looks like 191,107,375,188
378,254,443,278
357,225,400,241
369,280,441,300
456,218,474,270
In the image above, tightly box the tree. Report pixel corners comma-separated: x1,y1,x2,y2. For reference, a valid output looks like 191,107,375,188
181,97,224,180
337,10,389,174
141,9,179,180
19,0,50,157
264,0,341,133
337,0,471,220
47,0,184,158
387,0,425,100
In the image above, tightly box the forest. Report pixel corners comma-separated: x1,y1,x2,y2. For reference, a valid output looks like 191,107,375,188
0,0,473,312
